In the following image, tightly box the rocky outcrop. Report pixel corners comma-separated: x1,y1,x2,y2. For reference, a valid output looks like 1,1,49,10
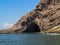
0,0,60,33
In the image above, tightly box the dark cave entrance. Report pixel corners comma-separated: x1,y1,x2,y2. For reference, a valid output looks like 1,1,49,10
23,22,40,33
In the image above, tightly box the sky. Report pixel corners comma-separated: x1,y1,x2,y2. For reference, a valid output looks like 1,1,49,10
0,0,40,30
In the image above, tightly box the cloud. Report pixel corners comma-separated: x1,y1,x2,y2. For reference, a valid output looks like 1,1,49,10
2,22,13,29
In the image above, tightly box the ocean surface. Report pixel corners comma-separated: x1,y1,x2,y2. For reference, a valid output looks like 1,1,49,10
0,33,60,45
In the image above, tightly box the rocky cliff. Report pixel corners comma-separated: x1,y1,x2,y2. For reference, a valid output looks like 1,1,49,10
0,0,60,33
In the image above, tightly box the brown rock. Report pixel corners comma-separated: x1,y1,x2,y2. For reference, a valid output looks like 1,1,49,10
0,0,60,33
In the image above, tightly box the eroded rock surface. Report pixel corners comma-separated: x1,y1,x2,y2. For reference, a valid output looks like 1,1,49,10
0,0,60,33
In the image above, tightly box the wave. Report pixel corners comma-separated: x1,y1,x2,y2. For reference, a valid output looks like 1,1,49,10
41,32,60,35
46,33,60,35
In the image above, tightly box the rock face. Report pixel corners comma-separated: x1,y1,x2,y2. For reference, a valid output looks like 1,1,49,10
0,0,60,33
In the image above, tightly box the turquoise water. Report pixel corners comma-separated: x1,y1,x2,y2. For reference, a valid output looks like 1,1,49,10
0,33,60,45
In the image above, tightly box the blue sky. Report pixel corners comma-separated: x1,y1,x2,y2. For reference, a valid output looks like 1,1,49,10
0,0,40,29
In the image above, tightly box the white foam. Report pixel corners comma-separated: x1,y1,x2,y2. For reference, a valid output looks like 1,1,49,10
41,32,60,35
46,33,60,35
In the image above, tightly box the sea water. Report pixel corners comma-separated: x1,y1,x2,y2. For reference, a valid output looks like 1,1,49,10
0,33,60,45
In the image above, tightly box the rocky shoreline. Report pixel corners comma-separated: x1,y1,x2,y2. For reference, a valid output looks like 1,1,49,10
0,0,60,34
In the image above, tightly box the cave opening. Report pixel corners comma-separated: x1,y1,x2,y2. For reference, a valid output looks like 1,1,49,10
23,22,40,33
